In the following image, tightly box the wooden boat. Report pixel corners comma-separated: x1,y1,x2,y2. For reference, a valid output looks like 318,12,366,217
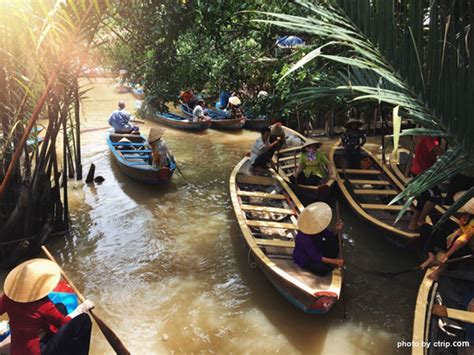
214,102,272,130
330,142,425,243
180,104,246,130
412,261,474,354
106,132,175,184
153,112,211,131
229,157,342,314
132,87,144,100
273,126,335,201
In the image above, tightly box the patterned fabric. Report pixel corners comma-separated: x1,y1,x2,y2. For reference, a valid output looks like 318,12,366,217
341,128,366,152
299,151,329,178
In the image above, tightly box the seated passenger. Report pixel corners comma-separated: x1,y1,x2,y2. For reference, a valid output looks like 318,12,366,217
293,202,344,276
250,127,281,168
226,96,245,121
217,90,231,109
0,259,94,355
148,128,171,168
108,100,139,134
269,122,286,150
192,98,212,123
341,118,366,168
292,140,332,186
420,190,474,280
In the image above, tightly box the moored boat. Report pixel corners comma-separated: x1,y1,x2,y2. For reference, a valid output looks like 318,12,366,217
180,104,246,130
273,125,335,201
106,132,175,184
330,142,424,244
412,261,474,354
153,112,211,131
229,157,342,314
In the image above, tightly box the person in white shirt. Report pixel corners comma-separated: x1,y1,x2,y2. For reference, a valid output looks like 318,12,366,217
250,127,281,168
192,98,211,123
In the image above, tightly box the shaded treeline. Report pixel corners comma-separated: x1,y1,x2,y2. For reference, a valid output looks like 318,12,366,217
0,0,111,267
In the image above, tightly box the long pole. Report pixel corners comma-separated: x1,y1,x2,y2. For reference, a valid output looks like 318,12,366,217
75,82,82,180
42,246,131,355
336,201,347,319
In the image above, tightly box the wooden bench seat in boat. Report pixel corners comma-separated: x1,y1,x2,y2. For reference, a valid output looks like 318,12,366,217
236,174,277,186
241,205,295,215
278,154,301,162
280,162,297,170
255,238,294,248
353,189,398,196
360,203,404,211
279,145,303,154
122,155,150,159
348,179,390,186
117,149,152,154
111,142,144,146
247,220,298,229
337,168,381,175
237,190,286,199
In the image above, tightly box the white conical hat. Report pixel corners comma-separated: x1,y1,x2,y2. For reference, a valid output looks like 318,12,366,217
297,202,333,235
148,128,165,143
4,258,61,303
454,191,474,214
228,96,241,106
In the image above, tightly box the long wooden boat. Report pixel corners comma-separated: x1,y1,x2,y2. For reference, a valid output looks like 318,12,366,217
273,126,335,201
106,132,175,184
330,141,424,243
412,261,474,354
230,157,342,314
214,102,272,130
180,104,246,130
153,112,211,131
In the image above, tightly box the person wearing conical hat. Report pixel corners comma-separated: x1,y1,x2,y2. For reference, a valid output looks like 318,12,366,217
292,140,333,186
419,191,474,280
226,96,246,122
341,116,366,169
293,202,344,276
148,128,172,169
0,259,94,354
108,100,139,134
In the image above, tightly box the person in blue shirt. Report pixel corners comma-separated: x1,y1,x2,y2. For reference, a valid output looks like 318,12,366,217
108,101,139,133
293,202,344,276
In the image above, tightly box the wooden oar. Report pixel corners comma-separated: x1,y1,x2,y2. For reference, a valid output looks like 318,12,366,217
41,246,131,355
376,254,474,278
336,201,347,319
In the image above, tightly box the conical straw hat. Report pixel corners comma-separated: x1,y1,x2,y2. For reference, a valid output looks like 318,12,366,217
454,191,474,214
297,202,333,235
148,128,165,143
302,139,323,149
4,258,61,303
228,96,241,106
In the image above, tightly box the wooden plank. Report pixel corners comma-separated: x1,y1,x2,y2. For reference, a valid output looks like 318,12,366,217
361,203,404,211
123,155,149,159
247,220,298,230
348,179,390,186
278,154,301,162
337,168,381,175
255,238,294,248
117,149,152,154
237,190,286,200
279,145,303,154
236,174,277,186
241,205,295,215
432,304,474,324
280,162,296,170
353,189,398,196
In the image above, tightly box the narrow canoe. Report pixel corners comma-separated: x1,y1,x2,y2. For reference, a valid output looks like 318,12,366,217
153,112,211,131
330,142,424,243
180,104,246,130
273,126,335,201
214,102,273,130
106,132,175,184
412,261,474,355
229,157,342,314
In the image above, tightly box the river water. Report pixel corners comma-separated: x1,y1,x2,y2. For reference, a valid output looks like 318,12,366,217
12,78,425,354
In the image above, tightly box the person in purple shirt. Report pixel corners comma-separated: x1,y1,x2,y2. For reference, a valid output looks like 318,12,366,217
293,202,344,276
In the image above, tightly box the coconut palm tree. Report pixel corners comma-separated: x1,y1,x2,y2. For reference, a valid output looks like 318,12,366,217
255,0,474,221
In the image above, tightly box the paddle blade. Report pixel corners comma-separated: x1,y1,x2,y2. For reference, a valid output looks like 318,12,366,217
90,310,131,355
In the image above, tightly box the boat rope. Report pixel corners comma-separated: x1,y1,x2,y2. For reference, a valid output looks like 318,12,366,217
247,249,257,269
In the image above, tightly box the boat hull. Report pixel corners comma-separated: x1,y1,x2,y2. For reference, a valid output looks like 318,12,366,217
152,112,210,131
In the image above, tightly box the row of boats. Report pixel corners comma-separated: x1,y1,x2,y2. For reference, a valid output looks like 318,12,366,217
229,126,473,353
153,104,271,131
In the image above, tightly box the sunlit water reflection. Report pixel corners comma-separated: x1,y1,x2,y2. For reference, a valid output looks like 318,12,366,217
4,78,424,354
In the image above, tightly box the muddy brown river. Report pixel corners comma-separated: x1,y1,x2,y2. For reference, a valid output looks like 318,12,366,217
3,78,424,354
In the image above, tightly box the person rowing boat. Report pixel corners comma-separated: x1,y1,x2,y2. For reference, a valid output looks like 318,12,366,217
0,259,94,354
